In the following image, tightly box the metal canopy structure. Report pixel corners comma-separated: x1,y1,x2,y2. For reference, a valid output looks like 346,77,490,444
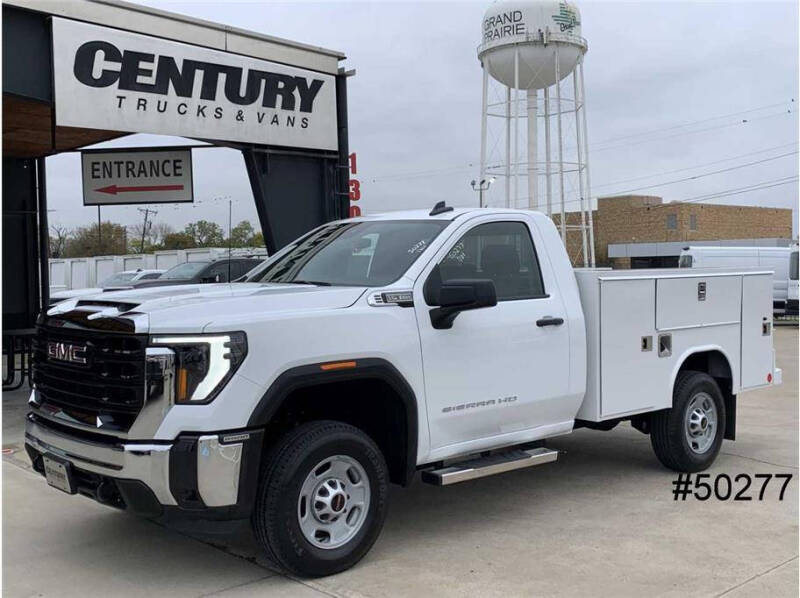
2,0,351,346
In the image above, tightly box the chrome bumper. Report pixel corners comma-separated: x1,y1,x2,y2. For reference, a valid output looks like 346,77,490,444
25,415,176,505
24,415,250,509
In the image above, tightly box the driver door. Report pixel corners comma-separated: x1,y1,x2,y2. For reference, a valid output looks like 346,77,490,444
413,216,571,460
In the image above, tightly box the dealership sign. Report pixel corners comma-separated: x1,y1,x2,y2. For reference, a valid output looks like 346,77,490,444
81,148,193,206
52,18,338,151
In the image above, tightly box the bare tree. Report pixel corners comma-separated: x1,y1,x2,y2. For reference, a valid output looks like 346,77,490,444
49,224,70,258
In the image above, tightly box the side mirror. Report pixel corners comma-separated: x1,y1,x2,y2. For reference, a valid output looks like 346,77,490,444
426,266,497,329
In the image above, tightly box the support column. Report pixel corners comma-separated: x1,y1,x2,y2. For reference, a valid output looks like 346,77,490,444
479,64,489,208
554,45,567,243
36,157,49,311
505,87,511,206
526,88,538,210
513,47,520,208
544,86,552,217
578,59,596,266
573,70,588,267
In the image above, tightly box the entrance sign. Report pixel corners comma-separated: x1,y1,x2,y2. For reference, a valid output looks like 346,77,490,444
81,148,194,205
52,18,338,151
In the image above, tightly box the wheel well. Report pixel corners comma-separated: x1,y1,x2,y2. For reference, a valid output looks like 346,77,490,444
262,378,412,485
676,350,736,441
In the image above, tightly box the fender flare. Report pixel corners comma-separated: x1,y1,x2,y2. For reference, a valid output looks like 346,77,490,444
247,358,419,486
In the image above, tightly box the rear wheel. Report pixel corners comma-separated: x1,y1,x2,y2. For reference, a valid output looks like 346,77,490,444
252,421,389,577
650,371,726,472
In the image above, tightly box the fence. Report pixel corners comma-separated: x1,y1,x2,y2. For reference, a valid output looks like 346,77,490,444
49,247,268,291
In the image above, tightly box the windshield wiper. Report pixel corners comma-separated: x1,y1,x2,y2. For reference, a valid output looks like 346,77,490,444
286,280,333,286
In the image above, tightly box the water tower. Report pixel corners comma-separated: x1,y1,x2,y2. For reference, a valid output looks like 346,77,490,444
478,0,595,266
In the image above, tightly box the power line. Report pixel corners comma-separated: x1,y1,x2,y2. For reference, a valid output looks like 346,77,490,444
588,100,794,147
366,103,796,183
590,109,795,154
668,176,799,206
600,150,798,196
592,141,799,189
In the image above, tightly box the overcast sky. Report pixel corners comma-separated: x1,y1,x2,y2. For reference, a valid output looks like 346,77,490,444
46,0,799,237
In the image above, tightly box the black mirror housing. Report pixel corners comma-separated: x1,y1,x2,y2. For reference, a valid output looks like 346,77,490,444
427,271,497,329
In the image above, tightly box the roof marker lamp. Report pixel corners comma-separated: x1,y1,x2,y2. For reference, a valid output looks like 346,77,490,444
150,333,247,404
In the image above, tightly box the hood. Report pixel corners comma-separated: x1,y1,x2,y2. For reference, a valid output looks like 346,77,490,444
128,278,192,289
47,283,367,333
50,287,103,301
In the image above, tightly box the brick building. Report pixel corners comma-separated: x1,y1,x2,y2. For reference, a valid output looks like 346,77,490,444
553,195,794,267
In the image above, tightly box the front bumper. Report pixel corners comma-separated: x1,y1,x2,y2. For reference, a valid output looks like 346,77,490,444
24,413,263,520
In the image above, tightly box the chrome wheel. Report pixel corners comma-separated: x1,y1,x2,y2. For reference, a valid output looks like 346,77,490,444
297,455,370,550
684,392,718,454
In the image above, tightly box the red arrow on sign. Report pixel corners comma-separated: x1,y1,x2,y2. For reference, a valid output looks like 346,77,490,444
96,184,185,195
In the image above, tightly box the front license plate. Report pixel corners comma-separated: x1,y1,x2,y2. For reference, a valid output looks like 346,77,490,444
43,455,76,494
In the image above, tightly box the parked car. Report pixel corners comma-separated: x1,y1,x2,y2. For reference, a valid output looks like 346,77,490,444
29,206,780,577
48,269,164,305
127,257,264,289
679,245,794,313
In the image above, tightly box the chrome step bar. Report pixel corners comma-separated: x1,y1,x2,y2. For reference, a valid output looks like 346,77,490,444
421,447,558,486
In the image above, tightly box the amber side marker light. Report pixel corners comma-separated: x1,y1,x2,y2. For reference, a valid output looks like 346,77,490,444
320,361,358,371
177,368,189,402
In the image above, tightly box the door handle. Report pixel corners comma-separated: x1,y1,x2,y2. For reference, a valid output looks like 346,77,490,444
536,316,564,327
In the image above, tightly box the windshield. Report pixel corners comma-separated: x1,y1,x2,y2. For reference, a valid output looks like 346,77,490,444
791,251,798,281
678,254,693,268
247,220,449,287
160,261,209,280
100,272,137,286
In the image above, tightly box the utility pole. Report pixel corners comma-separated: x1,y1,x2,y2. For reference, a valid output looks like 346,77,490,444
97,206,102,255
137,207,157,254
227,199,232,283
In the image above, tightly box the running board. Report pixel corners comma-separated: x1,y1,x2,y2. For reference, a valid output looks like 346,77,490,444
421,447,558,486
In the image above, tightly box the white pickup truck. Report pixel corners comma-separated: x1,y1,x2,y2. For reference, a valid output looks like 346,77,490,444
27,205,781,577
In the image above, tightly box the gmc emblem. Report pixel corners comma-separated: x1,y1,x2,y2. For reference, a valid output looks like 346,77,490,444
47,341,88,365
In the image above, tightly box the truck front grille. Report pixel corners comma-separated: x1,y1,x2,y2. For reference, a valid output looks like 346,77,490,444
32,325,148,431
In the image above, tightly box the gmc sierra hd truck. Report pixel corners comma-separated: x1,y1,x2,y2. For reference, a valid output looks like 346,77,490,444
26,205,781,577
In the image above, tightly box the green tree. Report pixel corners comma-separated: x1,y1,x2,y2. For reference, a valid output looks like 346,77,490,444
251,231,265,248
161,231,196,249
64,222,127,257
229,220,256,247
184,220,225,247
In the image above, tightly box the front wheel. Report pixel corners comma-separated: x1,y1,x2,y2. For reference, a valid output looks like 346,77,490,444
650,371,726,472
252,421,389,577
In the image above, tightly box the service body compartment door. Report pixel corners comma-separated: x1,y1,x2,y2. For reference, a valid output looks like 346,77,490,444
656,276,741,329
600,279,670,417
741,273,774,388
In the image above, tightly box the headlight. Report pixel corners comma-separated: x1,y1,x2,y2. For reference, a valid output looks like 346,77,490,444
149,332,247,404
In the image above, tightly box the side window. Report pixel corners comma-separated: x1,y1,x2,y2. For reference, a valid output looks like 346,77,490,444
205,263,230,282
140,272,161,280
440,221,545,301
235,261,257,278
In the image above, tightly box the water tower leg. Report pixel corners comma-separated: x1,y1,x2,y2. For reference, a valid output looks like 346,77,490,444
505,88,511,207
527,88,538,210
544,86,552,217
554,45,567,244
578,59,596,267
513,47,520,208
480,64,488,208
572,69,588,267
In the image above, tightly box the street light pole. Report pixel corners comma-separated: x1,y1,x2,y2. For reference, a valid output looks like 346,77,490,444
470,177,495,208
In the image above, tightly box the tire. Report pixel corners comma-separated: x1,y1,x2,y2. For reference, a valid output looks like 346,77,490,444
252,420,389,577
650,371,726,472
